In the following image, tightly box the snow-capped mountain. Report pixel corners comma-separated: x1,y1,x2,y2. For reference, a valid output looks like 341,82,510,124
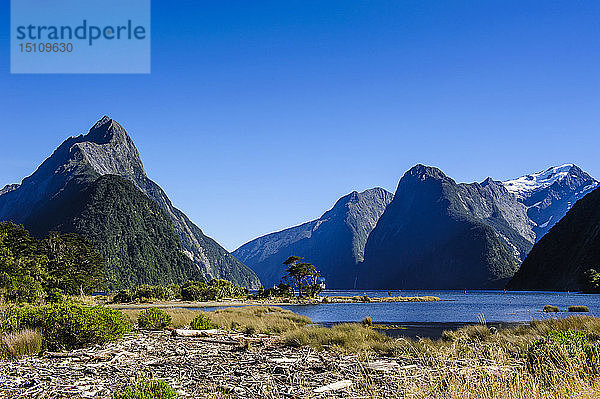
502,164,599,239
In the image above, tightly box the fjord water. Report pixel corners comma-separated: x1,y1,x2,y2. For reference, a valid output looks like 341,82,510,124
278,290,600,324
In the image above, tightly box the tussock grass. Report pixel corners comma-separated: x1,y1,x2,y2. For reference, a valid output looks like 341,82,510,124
206,306,311,334
283,323,400,355
120,306,311,334
543,304,560,312
0,328,42,360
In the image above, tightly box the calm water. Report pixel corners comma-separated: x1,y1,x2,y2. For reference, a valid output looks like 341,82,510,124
268,290,600,324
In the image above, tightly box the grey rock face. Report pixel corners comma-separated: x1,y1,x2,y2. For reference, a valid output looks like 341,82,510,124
233,188,393,289
359,165,520,289
0,116,260,288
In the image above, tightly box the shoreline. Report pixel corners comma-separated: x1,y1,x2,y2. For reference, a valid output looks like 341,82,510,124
107,295,441,310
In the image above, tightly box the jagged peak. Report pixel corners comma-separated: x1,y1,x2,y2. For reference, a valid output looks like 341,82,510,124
84,116,130,145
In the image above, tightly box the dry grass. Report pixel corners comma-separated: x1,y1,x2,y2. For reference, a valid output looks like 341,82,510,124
205,306,311,334
1,328,42,360
120,306,311,333
283,323,399,355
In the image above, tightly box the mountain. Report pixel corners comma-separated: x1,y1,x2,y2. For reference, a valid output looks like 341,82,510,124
359,165,520,289
0,116,260,289
26,174,203,289
233,188,393,288
507,186,600,291
502,164,599,240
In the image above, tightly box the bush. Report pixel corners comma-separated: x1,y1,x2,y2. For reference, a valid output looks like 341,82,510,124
5,303,131,351
0,328,42,360
569,306,590,313
544,305,560,313
112,380,178,399
362,316,373,327
190,313,213,330
527,330,600,378
113,289,134,303
46,288,65,303
137,308,171,330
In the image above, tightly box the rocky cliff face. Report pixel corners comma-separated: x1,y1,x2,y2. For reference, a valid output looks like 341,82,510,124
502,164,599,240
233,188,393,288
0,116,260,288
359,165,520,289
507,186,600,291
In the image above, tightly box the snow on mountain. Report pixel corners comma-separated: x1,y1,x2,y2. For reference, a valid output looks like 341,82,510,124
502,164,598,240
502,164,576,200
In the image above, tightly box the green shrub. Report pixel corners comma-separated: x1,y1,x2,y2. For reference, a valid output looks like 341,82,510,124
5,303,131,351
137,308,171,330
362,316,373,327
112,380,178,399
543,305,560,313
46,288,65,303
113,289,134,303
190,313,213,330
527,330,600,377
569,305,590,313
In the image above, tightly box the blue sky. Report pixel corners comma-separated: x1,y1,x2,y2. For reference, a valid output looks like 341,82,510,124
1,1,599,250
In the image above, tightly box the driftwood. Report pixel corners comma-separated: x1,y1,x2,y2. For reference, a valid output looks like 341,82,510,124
313,379,352,393
0,330,524,398
171,328,224,337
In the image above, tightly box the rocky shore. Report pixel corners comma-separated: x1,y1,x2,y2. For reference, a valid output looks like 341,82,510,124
0,329,501,399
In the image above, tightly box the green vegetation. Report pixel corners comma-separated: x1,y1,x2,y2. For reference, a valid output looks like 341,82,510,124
137,308,172,330
256,283,293,299
190,313,214,330
181,279,246,301
544,305,560,312
0,222,105,303
583,269,600,293
0,328,42,360
2,302,131,351
569,305,590,313
112,380,178,399
112,279,247,303
527,330,600,379
27,175,204,290
282,256,322,298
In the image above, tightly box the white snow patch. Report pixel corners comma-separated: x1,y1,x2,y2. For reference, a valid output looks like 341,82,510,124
502,164,574,200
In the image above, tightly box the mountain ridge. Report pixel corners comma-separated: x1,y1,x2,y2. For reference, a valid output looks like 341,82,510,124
233,187,393,288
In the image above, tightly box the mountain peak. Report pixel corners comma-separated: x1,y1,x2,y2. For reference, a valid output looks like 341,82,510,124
502,163,593,199
84,116,130,145
405,164,447,181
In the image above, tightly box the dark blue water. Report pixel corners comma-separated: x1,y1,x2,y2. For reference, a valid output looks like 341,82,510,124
187,290,600,324
274,290,600,324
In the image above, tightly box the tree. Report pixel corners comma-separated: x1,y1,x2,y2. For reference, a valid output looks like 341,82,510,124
0,222,47,303
282,256,321,298
42,232,106,295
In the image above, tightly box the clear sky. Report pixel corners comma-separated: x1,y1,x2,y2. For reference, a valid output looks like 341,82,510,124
1,1,599,250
